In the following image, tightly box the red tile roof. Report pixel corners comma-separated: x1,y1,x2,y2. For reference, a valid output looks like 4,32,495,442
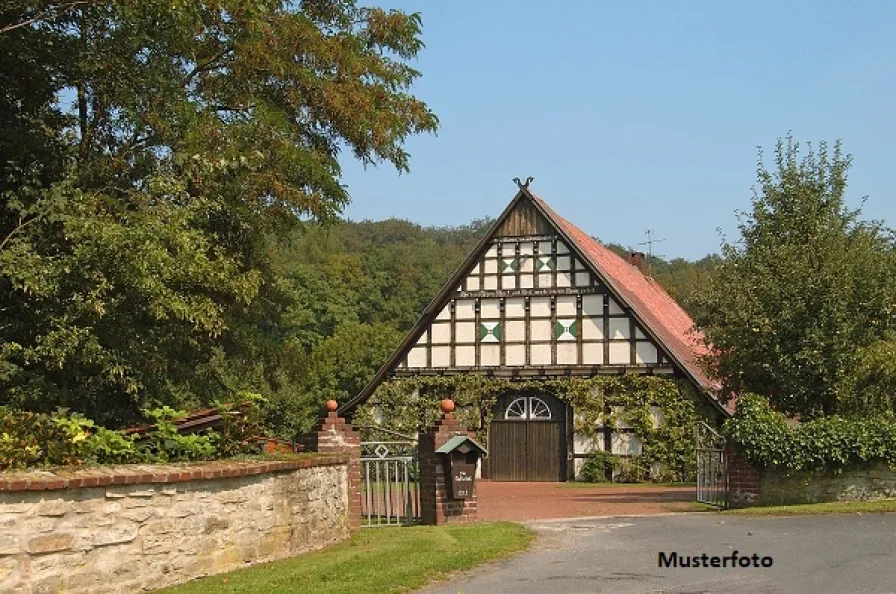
531,194,723,402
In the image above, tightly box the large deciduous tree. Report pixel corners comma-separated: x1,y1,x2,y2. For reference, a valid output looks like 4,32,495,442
0,1,437,425
692,135,896,418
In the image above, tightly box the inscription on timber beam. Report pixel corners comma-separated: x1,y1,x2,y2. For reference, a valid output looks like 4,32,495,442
457,286,606,299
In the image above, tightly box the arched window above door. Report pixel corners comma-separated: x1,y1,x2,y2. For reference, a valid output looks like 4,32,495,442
529,397,551,420
504,396,552,420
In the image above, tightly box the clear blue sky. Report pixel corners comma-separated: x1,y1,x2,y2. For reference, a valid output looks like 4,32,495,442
339,1,895,260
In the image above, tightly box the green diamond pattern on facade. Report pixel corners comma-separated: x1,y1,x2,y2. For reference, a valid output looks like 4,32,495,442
537,256,555,271
479,321,501,342
501,258,518,273
555,319,577,341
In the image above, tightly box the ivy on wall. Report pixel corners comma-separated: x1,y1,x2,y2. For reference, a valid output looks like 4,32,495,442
354,374,721,480
724,393,896,473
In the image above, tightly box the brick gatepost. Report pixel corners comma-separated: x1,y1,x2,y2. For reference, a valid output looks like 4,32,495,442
726,447,762,508
419,398,479,525
304,400,362,530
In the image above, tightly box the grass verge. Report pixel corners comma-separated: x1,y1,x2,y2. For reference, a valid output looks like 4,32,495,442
723,499,896,516
157,522,535,594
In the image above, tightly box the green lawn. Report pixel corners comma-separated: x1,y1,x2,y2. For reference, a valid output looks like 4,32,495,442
157,522,535,594
723,499,896,516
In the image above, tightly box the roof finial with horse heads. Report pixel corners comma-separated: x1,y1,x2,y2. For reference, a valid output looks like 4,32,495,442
512,176,534,189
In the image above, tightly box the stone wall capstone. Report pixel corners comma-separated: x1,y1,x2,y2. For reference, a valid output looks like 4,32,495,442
0,456,350,593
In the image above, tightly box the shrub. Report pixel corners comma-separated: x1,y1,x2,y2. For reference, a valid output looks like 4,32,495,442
0,408,57,469
724,393,896,472
88,426,143,464
581,450,613,482
580,450,649,483
612,456,648,483
215,394,266,458
136,407,218,463
0,401,266,470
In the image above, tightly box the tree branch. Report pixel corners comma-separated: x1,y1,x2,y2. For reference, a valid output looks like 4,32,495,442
0,215,39,251
0,1,106,35
182,44,235,86
213,104,256,112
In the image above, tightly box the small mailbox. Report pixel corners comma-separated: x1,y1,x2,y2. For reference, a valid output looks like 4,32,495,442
435,435,488,500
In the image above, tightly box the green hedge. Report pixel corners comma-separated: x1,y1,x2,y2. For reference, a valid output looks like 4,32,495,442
0,402,263,470
723,393,896,472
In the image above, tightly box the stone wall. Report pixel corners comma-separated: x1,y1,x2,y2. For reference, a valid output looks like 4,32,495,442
760,461,896,506
0,456,350,593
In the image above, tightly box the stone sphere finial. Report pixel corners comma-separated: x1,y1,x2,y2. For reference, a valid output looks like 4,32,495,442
440,398,455,414
326,399,338,412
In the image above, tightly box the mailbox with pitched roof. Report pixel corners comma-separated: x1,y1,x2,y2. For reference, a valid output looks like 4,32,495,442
436,435,488,500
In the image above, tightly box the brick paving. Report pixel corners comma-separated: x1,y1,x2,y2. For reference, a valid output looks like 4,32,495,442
476,481,694,521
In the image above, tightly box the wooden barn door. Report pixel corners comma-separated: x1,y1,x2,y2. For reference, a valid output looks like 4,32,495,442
489,393,566,481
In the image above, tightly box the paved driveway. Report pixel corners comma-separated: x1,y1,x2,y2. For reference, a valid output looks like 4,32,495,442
422,514,896,593
477,482,694,521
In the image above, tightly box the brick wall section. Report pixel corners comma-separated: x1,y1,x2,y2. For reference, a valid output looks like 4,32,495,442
0,456,350,594
303,411,362,530
726,447,762,507
419,413,478,524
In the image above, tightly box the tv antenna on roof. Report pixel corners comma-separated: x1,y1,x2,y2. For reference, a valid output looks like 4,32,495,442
638,229,666,276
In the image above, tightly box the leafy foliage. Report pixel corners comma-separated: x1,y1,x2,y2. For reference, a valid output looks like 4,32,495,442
0,1,438,427
724,393,896,472
355,374,720,481
0,403,263,470
138,407,217,463
580,449,647,483
215,397,267,459
692,135,896,418
245,218,490,438
580,450,615,482
838,339,896,417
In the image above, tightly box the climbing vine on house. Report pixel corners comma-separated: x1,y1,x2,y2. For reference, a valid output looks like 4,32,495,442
354,374,718,480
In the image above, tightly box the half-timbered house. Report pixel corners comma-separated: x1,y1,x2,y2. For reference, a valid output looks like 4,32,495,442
342,186,727,481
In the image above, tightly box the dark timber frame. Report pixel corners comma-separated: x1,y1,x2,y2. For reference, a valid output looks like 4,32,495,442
341,188,726,417
340,187,730,484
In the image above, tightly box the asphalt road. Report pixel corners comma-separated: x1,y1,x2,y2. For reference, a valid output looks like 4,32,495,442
422,514,896,594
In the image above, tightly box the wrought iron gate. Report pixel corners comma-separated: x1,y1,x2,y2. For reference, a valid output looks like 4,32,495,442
696,422,728,508
358,427,420,527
